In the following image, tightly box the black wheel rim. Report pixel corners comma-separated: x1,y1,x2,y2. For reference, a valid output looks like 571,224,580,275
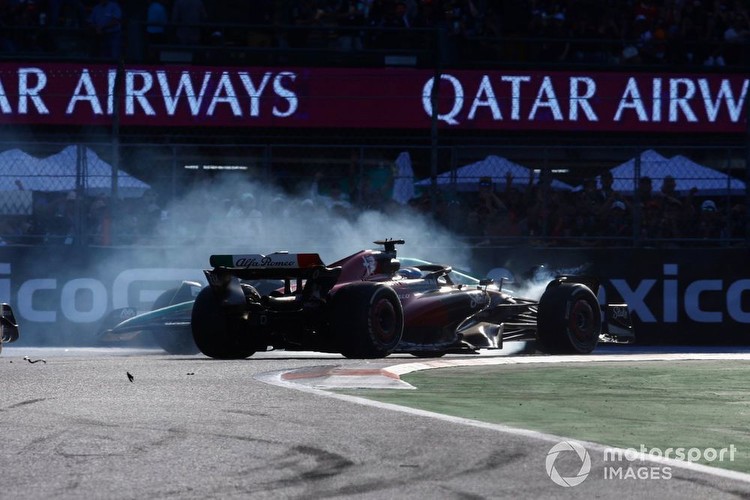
569,299,595,342
371,298,397,344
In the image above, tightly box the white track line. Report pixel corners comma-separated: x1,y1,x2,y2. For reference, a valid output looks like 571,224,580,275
382,352,750,377
258,352,750,484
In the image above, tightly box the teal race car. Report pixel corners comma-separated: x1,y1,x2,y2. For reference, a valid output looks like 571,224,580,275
98,279,283,354
98,281,203,354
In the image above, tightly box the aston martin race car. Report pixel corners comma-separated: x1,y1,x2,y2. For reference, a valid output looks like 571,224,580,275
0,303,20,354
188,239,632,359
98,283,203,354
98,279,282,354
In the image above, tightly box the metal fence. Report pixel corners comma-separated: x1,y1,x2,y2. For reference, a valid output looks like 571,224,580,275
0,141,745,249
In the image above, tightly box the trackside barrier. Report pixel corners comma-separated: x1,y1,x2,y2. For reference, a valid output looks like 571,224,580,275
0,245,747,346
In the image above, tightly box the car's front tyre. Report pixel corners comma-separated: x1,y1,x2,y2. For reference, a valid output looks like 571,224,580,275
537,281,601,354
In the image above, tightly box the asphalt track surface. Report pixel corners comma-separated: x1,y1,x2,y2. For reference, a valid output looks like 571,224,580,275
3,344,750,499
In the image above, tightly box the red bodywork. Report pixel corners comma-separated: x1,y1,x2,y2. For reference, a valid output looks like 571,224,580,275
328,248,503,350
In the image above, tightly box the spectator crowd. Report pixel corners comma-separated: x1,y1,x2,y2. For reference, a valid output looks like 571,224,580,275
431,171,747,247
0,159,745,248
0,1,747,248
0,0,748,67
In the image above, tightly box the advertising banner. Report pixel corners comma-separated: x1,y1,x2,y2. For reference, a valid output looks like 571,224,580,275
2,245,749,346
0,63,746,133
473,246,749,344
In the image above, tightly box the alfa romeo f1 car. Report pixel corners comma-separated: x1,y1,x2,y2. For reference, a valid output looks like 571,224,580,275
0,303,20,354
187,239,632,359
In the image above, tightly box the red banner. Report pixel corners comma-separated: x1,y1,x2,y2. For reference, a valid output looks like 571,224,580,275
0,63,746,132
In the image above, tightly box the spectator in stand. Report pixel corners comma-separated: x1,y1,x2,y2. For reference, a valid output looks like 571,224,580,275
462,209,487,245
547,190,577,245
335,0,367,51
146,0,169,47
288,0,326,49
476,175,525,245
540,11,572,62
485,205,526,245
722,9,750,65
48,0,84,28
226,191,264,240
474,175,508,217
138,188,163,228
87,195,111,245
525,172,559,243
87,0,122,60
575,177,604,237
361,160,394,209
640,198,662,240
0,2,16,53
568,10,603,63
636,175,655,206
599,199,632,246
662,176,697,237
597,170,617,202
728,202,747,243
633,0,659,25
310,171,353,211
634,176,660,239
654,196,685,242
692,199,724,240
172,0,207,45
46,190,78,245
657,175,682,207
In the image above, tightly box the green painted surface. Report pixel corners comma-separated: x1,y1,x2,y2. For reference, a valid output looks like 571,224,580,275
343,361,750,472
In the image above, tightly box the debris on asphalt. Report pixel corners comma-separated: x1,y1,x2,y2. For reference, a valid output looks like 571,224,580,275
127,372,134,383
23,356,46,364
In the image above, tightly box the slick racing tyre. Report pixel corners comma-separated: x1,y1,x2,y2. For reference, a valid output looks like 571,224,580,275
331,282,404,359
537,281,601,354
151,287,200,355
191,286,257,360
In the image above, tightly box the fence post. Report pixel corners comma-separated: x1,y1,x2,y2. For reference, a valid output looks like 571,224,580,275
746,94,750,246
74,144,86,246
110,63,124,246
429,26,443,219
633,150,642,246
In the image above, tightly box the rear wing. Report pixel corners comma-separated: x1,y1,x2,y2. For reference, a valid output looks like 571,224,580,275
207,252,330,280
206,252,342,295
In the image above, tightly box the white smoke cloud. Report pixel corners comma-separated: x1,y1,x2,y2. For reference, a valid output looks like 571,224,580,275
145,174,473,272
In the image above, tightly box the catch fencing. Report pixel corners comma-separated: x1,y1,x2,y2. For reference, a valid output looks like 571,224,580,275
0,141,746,249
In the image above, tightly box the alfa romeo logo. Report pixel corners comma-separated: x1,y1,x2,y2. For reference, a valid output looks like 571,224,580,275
545,441,591,487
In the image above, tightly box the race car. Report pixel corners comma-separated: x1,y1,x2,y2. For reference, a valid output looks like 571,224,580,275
98,283,203,354
97,279,283,354
0,303,20,354
188,239,633,359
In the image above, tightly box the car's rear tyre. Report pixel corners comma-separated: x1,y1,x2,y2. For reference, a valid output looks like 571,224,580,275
330,282,403,359
151,287,200,355
537,281,600,354
191,286,257,359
